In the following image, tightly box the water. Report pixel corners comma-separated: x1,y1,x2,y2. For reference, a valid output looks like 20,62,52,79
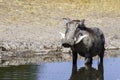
0,56,120,80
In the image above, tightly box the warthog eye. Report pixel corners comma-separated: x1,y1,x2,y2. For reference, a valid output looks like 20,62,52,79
80,33,83,36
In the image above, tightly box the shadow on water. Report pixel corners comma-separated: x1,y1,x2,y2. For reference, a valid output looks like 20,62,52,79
70,63,104,80
0,65,40,80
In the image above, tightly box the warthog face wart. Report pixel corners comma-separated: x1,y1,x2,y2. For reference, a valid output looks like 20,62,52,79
60,18,88,47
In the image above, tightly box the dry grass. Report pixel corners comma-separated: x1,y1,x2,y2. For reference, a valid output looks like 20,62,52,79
0,0,120,26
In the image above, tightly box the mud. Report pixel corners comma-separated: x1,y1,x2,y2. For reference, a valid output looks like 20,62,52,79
0,49,120,66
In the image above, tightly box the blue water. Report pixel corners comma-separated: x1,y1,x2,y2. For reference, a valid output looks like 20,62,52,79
0,56,120,80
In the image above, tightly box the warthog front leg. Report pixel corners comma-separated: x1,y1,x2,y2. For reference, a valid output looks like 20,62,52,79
72,51,78,65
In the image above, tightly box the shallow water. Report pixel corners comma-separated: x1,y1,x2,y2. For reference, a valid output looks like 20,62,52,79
0,56,120,80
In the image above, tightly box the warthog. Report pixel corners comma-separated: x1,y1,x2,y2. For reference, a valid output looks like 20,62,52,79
60,18,105,65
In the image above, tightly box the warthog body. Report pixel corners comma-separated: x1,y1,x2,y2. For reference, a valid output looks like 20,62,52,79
60,18,105,65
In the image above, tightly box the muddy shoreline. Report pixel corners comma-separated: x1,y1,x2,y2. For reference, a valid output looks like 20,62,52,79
0,45,120,66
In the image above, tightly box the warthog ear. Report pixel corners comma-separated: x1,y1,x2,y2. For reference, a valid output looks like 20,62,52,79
62,18,71,24
79,19,85,25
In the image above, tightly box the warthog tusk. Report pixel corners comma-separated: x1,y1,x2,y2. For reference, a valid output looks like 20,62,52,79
59,32,65,39
75,34,88,44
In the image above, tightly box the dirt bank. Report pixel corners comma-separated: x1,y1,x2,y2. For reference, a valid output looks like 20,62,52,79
0,49,120,66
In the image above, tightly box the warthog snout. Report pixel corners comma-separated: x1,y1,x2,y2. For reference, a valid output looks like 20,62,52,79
62,39,74,47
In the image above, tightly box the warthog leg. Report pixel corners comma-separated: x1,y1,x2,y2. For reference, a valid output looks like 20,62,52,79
99,47,105,64
72,51,78,65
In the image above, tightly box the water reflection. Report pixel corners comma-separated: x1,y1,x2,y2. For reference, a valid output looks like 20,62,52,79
0,65,38,80
70,63,104,80
0,55,120,80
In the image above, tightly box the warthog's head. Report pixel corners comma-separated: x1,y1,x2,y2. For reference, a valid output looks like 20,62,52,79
60,18,88,47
